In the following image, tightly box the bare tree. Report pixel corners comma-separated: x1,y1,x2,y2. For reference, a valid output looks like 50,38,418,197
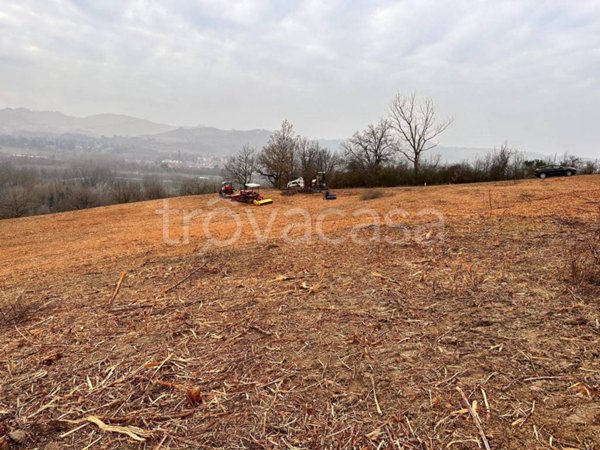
0,186,34,218
488,143,512,180
179,178,213,196
257,120,298,189
476,142,522,180
70,163,114,187
296,138,327,182
388,93,452,176
315,146,342,177
560,153,581,167
111,180,142,203
223,144,256,187
296,137,318,181
142,176,167,200
581,160,599,175
66,184,98,210
343,119,395,185
296,139,342,177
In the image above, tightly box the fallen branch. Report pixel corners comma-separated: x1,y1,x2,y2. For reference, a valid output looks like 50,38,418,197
63,415,153,442
456,386,491,450
249,325,272,336
164,265,216,293
109,272,127,305
369,375,383,416
105,410,196,424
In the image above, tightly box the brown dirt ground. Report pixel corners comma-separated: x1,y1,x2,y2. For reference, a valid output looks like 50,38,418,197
1,176,600,449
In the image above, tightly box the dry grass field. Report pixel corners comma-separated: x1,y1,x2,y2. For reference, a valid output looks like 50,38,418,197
1,176,600,449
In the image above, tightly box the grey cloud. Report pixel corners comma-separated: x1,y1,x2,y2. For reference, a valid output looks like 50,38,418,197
0,0,598,157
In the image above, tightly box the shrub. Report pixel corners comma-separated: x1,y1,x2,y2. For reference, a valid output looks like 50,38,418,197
142,176,167,200
569,211,600,290
179,178,215,196
0,292,37,328
111,180,142,203
570,240,600,288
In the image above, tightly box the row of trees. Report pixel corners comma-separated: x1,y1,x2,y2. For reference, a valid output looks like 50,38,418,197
224,120,341,189
323,143,596,188
225,92,597,189
223,92,454,187
0,162,216,219
343,93,452,184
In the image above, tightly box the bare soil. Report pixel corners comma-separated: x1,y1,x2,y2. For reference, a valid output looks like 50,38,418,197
1,176,599,449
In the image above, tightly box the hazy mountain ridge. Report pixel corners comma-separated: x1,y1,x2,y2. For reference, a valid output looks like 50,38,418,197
0,108,175,137
144,125,274,153
0,108,561,162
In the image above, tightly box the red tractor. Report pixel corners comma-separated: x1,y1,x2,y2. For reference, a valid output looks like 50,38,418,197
219,181,235,198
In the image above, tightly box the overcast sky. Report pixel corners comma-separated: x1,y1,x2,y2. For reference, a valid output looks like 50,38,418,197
1,0,599,157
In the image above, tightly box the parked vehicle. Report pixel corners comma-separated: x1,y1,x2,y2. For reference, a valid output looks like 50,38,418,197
535,165,577,179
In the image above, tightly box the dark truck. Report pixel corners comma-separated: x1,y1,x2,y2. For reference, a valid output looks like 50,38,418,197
535,165,577,179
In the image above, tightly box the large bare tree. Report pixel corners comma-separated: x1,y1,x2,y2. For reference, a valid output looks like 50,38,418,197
223,144,256,187
296,137,319,183
388,93,452,176
257,120,297,189
314,146,342,176
342,119,395,185
296,138,341,182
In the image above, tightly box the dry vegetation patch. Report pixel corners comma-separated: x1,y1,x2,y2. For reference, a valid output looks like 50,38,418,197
360,189,385,201
0,290,39,329
568,217,600,291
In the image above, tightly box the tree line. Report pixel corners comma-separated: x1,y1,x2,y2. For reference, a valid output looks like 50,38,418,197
224,92,598,189
0,161,216,219
223,121,342,189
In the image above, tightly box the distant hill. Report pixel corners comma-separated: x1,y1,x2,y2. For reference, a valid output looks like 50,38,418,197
0,107,558,162
0,108,175,137
142,126,347,154
144,126,273,153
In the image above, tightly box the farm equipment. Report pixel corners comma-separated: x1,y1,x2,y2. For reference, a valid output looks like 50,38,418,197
219,181,235,198
283,172,329,195
287,177,305,190
229,183,273,206
311,172,327,192
282,177,305,196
